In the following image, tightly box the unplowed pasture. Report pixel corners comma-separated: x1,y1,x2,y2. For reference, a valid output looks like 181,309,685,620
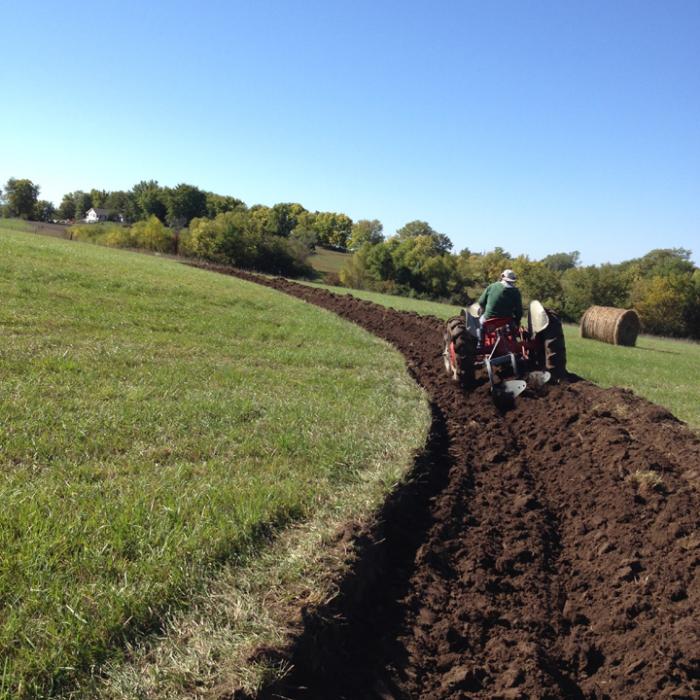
0,231,427,697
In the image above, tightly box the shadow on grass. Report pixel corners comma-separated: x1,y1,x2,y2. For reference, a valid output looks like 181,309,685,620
634,346,681,355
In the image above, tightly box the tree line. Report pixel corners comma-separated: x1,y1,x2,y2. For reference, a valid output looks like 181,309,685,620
341,222,699,338
0,177,354,249
2,177,698,337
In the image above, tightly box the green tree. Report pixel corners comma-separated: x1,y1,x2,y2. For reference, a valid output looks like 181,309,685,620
183,211,259,264
182,211,311,276
249,202,307,238
420,254,457,298
472,247,512,286
33,200,56,222
131,216,175,253
396,220,453,253
439,250,479,304
205,193,246,218
132,180,168,222
270,203,307,237
3,178,40,219
560,266,598,320
89,189,108,208
452,250,480,289
104,190,139,222
313,211,353,248
595,263,632,307
513,257,563,308
248,205,273,236
389,235,454,295
73,191,93,220
364,240,395,281
258,234,311,275
57,194,76,220
396,220,433,238
630,274,691,336
166,184,207,227
559,264,631,320
348,219,384,250
627,248,694,278
339,247,371,288
290,210,318,249
541,251,580,272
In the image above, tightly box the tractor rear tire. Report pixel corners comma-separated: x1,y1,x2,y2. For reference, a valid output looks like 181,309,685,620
444,315,477,386
536,310,567,379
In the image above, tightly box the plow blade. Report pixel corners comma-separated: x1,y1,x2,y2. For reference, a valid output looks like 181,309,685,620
494,379,527,399
527,370,551,389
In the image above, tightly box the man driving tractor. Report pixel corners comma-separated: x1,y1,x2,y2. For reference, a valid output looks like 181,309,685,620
476,269,523,326
443,268,566,396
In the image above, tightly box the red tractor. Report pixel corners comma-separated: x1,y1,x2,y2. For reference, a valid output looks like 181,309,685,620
443,301,566,399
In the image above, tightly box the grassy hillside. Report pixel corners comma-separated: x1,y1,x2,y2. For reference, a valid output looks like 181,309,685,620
300,279,463,317
300,281,700,429
0,218,32,231
307,246,351,276
0,217,71,239
0,230,428,697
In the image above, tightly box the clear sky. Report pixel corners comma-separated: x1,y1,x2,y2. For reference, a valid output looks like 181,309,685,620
2,0,698,265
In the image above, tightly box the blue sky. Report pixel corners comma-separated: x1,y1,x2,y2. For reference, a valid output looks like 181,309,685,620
2,0,698,265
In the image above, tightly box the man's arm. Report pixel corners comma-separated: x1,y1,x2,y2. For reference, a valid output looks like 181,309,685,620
514,289,523,323
478,285,490,309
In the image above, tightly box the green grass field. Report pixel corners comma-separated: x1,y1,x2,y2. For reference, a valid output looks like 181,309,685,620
0,230,428,697
307,246,351,276
0,217,71,239
0,218,34,233
300,281,700,429
563,330,700,429
300,279,463,317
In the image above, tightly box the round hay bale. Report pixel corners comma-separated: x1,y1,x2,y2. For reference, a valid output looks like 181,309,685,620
580,306,641,346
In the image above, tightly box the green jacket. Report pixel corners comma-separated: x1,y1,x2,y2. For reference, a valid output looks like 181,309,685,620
478,282,523,323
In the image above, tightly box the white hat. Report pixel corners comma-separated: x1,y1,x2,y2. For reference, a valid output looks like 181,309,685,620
501,269,517,282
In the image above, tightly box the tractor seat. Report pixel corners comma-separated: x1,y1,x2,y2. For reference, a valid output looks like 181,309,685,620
478,317,521,354
481,317,516,333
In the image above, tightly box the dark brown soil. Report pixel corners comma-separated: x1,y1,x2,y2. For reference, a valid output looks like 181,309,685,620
197,265,700,700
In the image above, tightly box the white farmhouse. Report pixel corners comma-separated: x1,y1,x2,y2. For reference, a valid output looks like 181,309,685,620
84,207,111,223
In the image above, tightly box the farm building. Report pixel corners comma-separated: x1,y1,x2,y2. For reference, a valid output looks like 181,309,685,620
84,207,110,223
84,207,123,223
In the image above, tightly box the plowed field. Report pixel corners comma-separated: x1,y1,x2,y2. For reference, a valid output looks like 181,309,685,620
197,266,699,700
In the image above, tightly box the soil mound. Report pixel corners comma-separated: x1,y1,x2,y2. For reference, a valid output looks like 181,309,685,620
197,266,700,700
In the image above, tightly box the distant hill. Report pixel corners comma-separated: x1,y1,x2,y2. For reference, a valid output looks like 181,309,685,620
308,246,351,278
